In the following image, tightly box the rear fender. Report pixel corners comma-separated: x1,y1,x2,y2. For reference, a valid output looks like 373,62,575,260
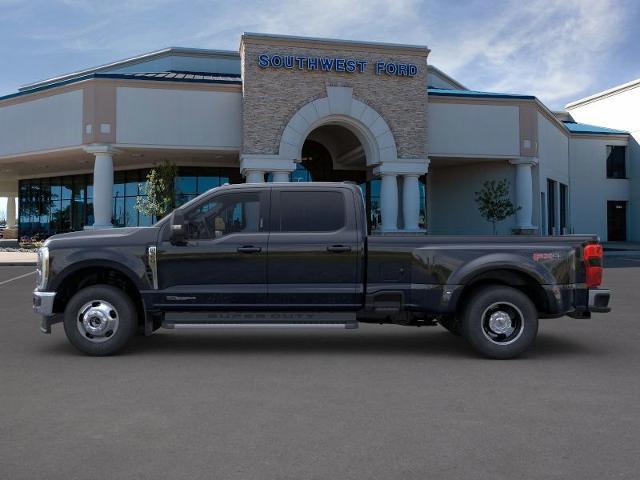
442,253,556,314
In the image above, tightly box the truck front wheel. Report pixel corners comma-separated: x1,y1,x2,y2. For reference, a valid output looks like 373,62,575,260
460,285,538,359
63,285,138,356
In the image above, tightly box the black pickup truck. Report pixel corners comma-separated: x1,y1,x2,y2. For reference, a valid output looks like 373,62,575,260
33,182,610,358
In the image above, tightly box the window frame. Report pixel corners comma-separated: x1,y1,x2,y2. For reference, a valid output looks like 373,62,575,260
606,145,627,179
179,189,270,241
272,188,348,234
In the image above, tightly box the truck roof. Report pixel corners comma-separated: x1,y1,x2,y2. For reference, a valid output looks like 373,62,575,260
211,181,362,195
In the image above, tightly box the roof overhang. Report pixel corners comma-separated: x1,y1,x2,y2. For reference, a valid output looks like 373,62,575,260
19,47,240,93
565,78,640,109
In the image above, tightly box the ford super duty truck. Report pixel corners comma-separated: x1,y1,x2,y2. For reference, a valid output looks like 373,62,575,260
33,182,611,358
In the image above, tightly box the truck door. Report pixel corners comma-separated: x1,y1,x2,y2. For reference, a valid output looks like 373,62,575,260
155,189,270,308
267,187,362,309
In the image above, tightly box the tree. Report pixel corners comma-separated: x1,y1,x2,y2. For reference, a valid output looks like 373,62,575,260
474,179,520,235
135,160,178,220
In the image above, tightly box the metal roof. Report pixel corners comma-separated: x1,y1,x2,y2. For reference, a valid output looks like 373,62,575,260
562,121,628,135
19,47,240,92
428,87,535,100
0,71,242,103
113,71,241,82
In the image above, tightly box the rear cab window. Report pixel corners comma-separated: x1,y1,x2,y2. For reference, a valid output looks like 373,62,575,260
278,190,345,232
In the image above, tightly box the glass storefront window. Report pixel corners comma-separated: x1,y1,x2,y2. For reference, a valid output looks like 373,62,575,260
198,176,218,194
61,177,73,200
18,166,241,238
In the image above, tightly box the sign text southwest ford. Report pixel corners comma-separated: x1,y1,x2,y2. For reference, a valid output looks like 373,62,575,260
257,53,418,77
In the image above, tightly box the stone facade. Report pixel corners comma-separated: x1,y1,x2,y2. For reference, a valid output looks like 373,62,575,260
240,34,429,161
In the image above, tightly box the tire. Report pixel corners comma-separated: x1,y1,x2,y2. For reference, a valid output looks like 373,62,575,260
439,316,461,336
460,285,538,359
63,285,138,356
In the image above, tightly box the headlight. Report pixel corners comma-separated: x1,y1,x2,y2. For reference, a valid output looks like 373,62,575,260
36,247,49,290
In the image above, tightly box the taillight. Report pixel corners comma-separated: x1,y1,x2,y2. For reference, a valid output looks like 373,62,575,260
583,244,603,288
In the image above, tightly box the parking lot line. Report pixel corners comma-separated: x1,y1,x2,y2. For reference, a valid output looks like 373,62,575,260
0,270,35,286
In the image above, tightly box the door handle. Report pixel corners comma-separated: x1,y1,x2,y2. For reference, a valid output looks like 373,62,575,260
327,245,352,253
237,246,262,253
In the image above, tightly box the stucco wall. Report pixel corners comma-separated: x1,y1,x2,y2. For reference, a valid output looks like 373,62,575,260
568,86,639,241
116,87,242,148
569,136,630,240
241,37,428,159
429,161,517,235
0,90,83,156
427,102,520,157
536,112,570,233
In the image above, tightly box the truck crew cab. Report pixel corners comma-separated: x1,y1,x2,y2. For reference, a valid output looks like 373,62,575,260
33,182,611,358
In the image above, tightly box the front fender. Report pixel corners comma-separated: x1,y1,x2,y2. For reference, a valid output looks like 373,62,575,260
49,248,150,292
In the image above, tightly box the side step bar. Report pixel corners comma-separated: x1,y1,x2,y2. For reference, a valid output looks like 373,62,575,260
162,312,358,330
164,323,358,329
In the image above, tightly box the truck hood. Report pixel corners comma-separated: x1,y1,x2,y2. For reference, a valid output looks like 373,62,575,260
44,227,161,249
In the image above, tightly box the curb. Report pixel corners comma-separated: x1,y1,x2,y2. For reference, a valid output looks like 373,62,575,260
604,251,640,257
0,262,37,266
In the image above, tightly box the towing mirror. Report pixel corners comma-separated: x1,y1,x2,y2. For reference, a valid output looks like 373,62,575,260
170,211,186,245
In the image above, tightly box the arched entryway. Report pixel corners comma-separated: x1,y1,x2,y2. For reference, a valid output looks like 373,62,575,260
241,86,429,232
271,123,426,233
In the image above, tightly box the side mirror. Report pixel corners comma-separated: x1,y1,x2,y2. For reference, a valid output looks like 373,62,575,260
170,211,186,245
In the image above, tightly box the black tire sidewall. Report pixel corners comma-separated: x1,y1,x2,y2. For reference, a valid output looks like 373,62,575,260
63,285,137,356
461,286,538,359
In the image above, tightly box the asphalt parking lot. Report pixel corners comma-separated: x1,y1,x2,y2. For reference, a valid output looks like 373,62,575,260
1,258,640,480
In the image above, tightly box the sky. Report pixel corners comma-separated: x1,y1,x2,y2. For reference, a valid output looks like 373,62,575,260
0,0,639,108
1,0,639,216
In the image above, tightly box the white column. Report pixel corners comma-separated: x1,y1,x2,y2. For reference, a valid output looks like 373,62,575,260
6,195,16,229
85,145,117,229
244,170,265,183
380,173,399,232
241,155,295,184
271,171,290,182
509,158,538,231
402,174,421,231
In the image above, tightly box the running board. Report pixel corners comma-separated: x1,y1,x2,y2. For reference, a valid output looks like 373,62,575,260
162,311,358,330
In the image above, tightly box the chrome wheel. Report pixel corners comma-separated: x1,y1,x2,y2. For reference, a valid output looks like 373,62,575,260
481,302,524,345
76,300,119,343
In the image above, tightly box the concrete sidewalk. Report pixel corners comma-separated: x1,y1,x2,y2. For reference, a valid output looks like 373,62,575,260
0,251,37,266
603,242,640,257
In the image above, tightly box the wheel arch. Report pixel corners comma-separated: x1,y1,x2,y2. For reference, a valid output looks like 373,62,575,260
454,268,548,315
52,261,147,329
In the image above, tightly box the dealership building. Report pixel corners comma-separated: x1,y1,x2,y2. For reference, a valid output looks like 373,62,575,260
0,33,636,241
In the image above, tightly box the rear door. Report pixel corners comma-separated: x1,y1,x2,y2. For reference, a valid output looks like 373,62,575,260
607,201,627,241
267,187,361,309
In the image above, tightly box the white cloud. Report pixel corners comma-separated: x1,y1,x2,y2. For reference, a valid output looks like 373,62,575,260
6,0,634,109
433,0,629,107
186,0,632,107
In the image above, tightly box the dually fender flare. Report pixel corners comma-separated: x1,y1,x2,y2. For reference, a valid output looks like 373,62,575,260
438,252,555,313
50,256,148,292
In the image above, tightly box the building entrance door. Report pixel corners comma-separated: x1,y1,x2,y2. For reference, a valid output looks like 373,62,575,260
607,201,627,241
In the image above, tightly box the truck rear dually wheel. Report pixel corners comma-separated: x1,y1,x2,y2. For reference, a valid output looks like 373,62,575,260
460,285,538,359
63,285,138,356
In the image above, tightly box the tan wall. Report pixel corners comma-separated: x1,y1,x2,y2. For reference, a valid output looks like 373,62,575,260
240,36,429,159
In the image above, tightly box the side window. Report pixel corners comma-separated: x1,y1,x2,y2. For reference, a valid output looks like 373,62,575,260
279,191,345,232
185,193,262,239
606,146,626,179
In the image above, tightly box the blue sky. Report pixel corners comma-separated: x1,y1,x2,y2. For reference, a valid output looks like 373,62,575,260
1,0,639,109
1,0,639,217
